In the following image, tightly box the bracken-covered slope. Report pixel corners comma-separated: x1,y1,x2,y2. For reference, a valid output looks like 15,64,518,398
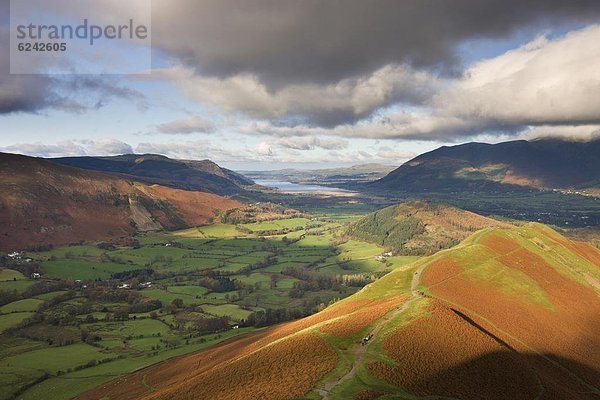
346,201,514,255
52,154,254,195
370,137,600,193
0,153,242,251
80,223,600,400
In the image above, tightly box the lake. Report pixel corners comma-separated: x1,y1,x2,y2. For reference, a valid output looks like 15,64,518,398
254,180,354,194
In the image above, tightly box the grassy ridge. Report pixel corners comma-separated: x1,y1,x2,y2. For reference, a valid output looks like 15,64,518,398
346,201,513,255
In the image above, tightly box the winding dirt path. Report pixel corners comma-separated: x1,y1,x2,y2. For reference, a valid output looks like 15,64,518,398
315,263,428,399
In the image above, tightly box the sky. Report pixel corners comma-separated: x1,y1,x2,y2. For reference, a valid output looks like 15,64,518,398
1,0,600,170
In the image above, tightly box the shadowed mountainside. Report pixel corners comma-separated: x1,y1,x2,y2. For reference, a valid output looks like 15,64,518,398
0,153,242,251
52,154,254,195
370,137,600,193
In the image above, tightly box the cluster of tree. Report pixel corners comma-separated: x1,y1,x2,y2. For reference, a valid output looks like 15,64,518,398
11,319,78,346
198,276,239,292
80,329,102,344
111,268,154,281
42,298,96,326
339,274,374,287
253,227,305,236
283,266,340,291
83,285,161,313
113,308,131,321
24,243,54,252
0,289,21,307
241,296,337,328
283,266,373,298
192,315,230,334
84,285,138,302
97,242,117,251
220,203,305,224
235,225,253,234
119,237,141,248
242,307,311,327
346,205,425,253
282,235,304,245
131,298,163,314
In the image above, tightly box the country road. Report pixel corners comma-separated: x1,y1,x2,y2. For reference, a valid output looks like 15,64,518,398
315,262,429,399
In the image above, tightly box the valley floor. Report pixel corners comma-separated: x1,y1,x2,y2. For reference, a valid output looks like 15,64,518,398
0,213,417,400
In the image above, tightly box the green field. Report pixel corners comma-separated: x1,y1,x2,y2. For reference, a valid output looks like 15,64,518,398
201,304,254,320
0,299,44,313
0,343,112,373
41,260,132,280
0,269,26,281
0,280,35,293
0,312,35,333
241,217,312,233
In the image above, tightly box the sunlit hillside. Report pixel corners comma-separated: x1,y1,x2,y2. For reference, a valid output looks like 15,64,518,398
80,223,600,400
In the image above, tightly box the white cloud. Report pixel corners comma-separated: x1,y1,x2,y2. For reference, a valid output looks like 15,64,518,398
268,136,348,151
256,142,274,157
434,25,600,127
156,116,217,134
85,139,134,155
374,146,415,162
0,139,132,158
519,124,600,141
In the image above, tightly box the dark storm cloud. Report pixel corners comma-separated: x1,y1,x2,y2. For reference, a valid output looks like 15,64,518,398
0,49,145,115
0,1,54,114
0,0,145,115
152,0,600,87
0,39,145,114
0,27,61,113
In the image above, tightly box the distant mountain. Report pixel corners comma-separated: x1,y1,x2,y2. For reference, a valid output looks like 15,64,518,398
0,153,242,251
346,201,513,255
370,138,600,193
52,154,254,195
241,163,395,185
81,223,600,400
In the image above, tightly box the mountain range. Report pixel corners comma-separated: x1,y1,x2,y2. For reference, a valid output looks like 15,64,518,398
52,154,254,195
370,138,600,194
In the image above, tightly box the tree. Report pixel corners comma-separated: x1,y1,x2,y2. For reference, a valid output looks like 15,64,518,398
114,308,129,321
269,274,281,289
171,298,184,309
